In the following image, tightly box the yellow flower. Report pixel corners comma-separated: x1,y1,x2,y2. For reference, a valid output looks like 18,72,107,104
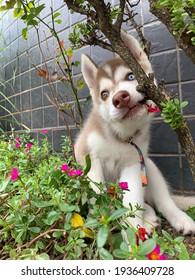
70,213,94,239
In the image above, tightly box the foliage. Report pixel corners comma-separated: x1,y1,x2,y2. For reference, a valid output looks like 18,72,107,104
0,0,86,133
0,131,194,260
160,98,188,130
156,0,195,45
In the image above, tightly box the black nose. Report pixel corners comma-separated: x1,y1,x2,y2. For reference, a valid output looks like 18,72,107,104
112,91,130,108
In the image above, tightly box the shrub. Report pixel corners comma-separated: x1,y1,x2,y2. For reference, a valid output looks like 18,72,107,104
0,130,194,260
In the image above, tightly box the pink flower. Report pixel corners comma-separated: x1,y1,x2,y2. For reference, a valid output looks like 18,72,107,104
15,142,21,148
24,143,33,153
118,182,129,190
42,130,48,134
10,168,19,180
61,164,69,172
146,245,166,260
26,143,32,149
68,169,83,177
15,137,20,142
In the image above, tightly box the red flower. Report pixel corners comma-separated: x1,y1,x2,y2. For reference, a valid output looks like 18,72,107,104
146,104,160,113
147,245,166,260
136,227,148,245
107,186,116,197
138,227,148,242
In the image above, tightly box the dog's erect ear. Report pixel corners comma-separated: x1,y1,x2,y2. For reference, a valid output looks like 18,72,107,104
81,54,98,89
120,30,152,73
120,30,145,62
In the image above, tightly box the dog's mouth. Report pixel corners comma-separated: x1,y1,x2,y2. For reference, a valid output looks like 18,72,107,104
122,98,148,119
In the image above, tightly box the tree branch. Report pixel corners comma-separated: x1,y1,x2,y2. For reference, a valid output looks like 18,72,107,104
65,0,95,18
149,0,195,64
125,3,151,57
114,0,126,31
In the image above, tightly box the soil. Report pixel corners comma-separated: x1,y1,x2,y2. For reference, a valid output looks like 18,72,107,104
158,219,195,259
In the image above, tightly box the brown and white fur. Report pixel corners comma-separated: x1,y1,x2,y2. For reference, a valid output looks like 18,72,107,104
75,31,195,235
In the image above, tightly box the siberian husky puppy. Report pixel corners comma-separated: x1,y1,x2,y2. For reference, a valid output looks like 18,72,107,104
75,30,195,235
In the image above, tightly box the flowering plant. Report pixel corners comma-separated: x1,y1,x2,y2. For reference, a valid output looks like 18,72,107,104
0,131,194,260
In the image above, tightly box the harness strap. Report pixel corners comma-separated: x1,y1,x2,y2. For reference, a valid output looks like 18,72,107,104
122,136,148,187
131,141,148,187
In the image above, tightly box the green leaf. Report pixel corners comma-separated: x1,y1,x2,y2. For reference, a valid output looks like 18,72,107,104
180,101,188,108
84,154,91,175
97,225,109,248
174,236,184,243
36,253,50,260
99,248,113,260
186,206,195,221
54,243,65,254
178,242,190,260
31,200,54,208
125,227,136,246
120,241,129,252
0,177,10,192
164,118,172,123
174,98,180,105
84,219,99,228
139,239,156,255
27,19,38,26
108,208,128,222
113,249,131,259
13,7,24,18
53,12,61,19
55,19,62,24
162,230,173,241
34,4,45,16
81,192,88,205
59,202,69,212
46,211,60,225
22,27,28,40
28,227,41,233
73,61,80,67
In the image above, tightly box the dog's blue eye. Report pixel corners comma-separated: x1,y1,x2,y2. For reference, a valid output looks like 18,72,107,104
126,73,135,81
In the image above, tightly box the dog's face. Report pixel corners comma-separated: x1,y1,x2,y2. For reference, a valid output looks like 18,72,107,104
81,31,156,125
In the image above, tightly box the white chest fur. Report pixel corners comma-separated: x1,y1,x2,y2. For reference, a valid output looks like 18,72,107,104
87,131,148,182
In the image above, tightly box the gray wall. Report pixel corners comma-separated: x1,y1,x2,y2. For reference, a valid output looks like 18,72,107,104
0,0,195,194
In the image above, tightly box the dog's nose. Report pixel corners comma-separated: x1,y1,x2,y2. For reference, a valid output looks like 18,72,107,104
112,91,130,108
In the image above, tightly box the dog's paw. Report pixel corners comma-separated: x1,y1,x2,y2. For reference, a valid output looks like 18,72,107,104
143,218,161,235
143,204,161,235
169,211,195,235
